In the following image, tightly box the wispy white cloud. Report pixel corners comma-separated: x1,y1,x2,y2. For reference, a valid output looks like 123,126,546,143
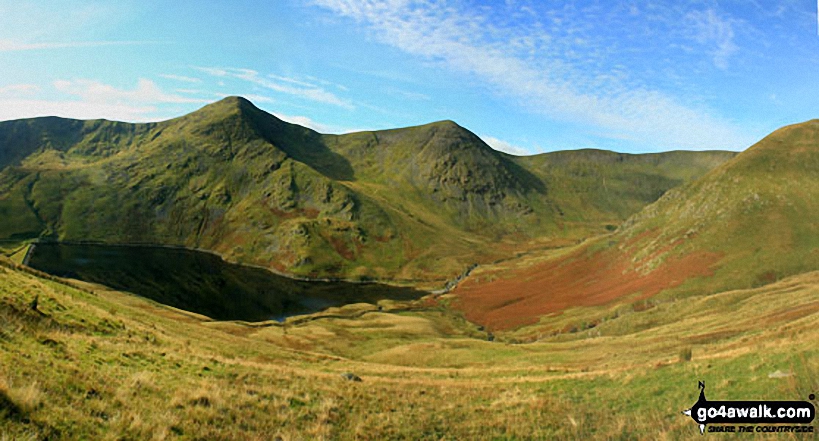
173,88,276,105
196,67,354,109
684,9,738,70
55,78,208,105
0,84,40,96
267,74,319,89
310,0,751,150
272,111,358,134
160,74,202,83
0,99,157,122
303,74,350,92
0,79,209,123
196,67,230,77
385,87,431,101
0,39,156,52
174,88,208,95
273,112,332,132
214,92,276,104
481,135,530,156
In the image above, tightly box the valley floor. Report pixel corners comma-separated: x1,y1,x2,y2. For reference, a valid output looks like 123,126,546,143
1,257,817,440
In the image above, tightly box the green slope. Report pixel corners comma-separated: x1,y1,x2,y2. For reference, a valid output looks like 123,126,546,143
2,249,818,439
0,98,400,278
0,97,734,281
615,118,819,296
513,149,737,234
325,126,737,239
449,120,819,330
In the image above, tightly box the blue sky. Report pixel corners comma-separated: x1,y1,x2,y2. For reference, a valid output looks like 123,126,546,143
0,0,817,155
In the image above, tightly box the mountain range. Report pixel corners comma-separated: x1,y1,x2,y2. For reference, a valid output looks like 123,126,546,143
2,97,818,439
0,97,736,283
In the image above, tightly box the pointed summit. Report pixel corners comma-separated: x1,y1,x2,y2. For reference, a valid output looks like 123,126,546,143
163,96,310,154
180,95,271,125
424,119,462,131
200,95,257,114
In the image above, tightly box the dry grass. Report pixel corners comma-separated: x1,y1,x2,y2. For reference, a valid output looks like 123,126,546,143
6,244,31,265
0,258,817,439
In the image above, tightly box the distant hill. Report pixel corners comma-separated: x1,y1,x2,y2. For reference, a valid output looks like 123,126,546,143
454,119,819,330
0,97,734,282
513,149,735,231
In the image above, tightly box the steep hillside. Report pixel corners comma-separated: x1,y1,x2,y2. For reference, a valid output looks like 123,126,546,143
324,121,546,233
617,118,819,293
316,120,561,279
0,97,733,281
513,149,736,233
324,123,735,241
1,98,412,279
0,117,148,170
454,119,819,330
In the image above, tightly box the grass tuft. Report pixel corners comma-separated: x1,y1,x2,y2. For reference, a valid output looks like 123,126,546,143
678,347,693,363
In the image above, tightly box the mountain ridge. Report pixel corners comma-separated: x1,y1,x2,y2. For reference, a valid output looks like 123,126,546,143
0,96,736,282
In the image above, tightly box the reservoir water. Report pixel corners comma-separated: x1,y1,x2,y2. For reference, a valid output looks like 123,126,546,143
27,243,425,322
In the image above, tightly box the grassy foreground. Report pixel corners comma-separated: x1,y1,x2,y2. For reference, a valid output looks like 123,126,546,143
1,256,817,440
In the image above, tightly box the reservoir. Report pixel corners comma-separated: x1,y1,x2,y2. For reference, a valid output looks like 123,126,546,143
27,243,425,322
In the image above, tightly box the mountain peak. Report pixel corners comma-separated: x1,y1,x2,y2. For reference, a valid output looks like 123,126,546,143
428,119,460,128
196,96,259,116
411,119,470,136
173,96,292,138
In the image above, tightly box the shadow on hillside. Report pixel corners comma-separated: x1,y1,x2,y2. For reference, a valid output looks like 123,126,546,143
27,243,426,322
505,157,547,194
248,107,356,181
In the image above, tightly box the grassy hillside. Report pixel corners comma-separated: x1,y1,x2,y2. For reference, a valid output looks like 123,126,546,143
615,118,819,296
0,97,733,282
0,98,409,279
454,119,819,331
1,254,816,439
323,121,548,236
515,149,736,229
